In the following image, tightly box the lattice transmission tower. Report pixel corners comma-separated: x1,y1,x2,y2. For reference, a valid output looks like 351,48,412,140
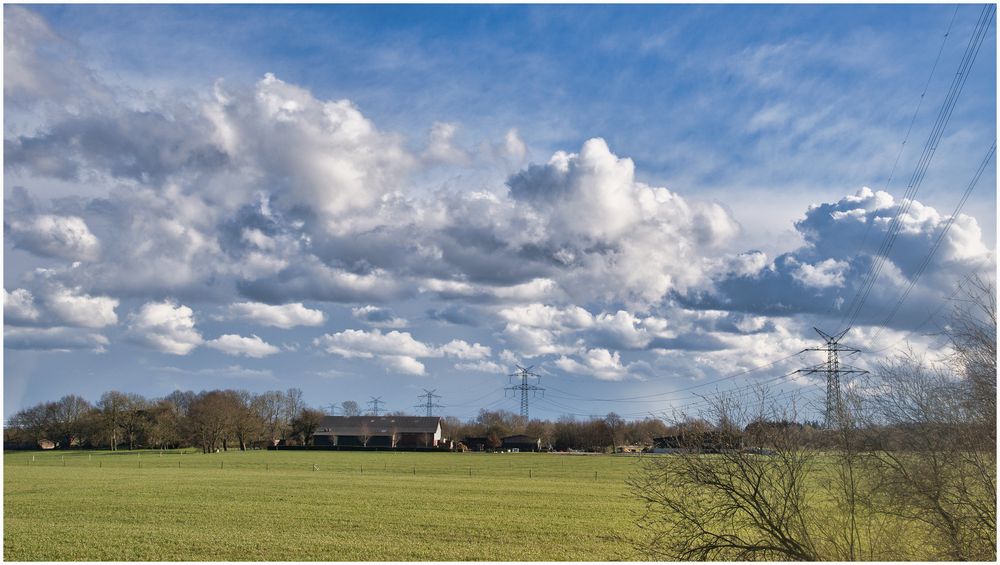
506,364,544,420
367,396,384,416
796,328,868,428
415,389,443,417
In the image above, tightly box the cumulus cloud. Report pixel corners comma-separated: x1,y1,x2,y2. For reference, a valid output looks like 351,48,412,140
43,285,118,328
313,329,494,375
497,303,594,331
313,329,435,375
554,348,632,381
5,214,100,261
693,187,996,329
4,281,118,329
205,334,280,358
128,300,203,355
206,73,416,234
4,288,40,324
351,305,407,328
501,138,741,304
792,258,849,289
229,301,325,329
454,360,505,373
438,339,491,360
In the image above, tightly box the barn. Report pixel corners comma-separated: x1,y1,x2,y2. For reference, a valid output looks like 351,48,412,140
313,416,443,448
462,437,491,451
501,434,542,452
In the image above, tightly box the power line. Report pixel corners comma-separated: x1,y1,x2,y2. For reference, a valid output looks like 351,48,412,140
823,5,960,320
869,140,996,342
839,4,995,332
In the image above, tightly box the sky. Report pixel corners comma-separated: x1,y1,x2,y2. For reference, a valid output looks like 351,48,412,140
3,3,996,422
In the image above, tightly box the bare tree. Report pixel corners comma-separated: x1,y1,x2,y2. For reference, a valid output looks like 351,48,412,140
341,400,361,417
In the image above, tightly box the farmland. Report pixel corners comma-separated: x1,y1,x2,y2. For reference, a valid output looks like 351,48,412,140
4,450,643,561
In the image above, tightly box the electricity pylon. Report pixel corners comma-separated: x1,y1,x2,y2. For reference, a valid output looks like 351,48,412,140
415,389,443,417
796,327,867,428
506,364,544,420
367,396,384,416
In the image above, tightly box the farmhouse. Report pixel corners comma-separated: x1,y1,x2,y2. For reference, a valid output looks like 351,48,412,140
313,416,443,448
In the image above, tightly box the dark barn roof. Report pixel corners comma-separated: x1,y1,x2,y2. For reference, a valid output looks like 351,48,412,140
502,434,539,443
314,416,441,436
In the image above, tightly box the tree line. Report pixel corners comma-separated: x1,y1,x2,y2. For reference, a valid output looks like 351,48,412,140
5,386,676,453
4,388,329,453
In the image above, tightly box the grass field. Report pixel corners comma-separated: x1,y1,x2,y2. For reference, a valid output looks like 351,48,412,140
4,449,644,561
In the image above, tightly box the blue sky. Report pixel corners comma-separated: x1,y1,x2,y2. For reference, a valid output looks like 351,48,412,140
4,4,996,421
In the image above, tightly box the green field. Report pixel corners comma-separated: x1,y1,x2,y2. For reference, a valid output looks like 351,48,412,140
4,450,643,561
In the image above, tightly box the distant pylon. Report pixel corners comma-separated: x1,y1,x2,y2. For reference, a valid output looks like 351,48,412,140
367,396,384,417
505,364,544,420
415,389,443,417
796,328,868,428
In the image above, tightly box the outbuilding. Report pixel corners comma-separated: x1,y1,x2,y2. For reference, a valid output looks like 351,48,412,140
501,434,542,452
313,416,443,448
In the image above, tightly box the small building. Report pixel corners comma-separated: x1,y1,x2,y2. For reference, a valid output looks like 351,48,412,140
501,434,542,452
461,436,491,452
313,416,442,448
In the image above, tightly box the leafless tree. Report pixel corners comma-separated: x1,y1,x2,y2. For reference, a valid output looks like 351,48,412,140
628,392,824,560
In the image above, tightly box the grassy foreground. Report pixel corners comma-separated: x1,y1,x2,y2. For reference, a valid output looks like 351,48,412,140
4,449,643,561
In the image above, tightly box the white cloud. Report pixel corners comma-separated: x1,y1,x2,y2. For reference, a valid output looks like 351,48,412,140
792,258,849,289
6,214,100,261
4,288,40,324
205,334,280,358
229,301,325,329
501,138,741,305
43,285,118,328
497,303,594,331
314,329,435,360
499,323,576,358
554,348,631,381
454,360,505,373
129,300,203,355
437,339,491,360
313,329,493,375
382,355,427,376
206,73,416,234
